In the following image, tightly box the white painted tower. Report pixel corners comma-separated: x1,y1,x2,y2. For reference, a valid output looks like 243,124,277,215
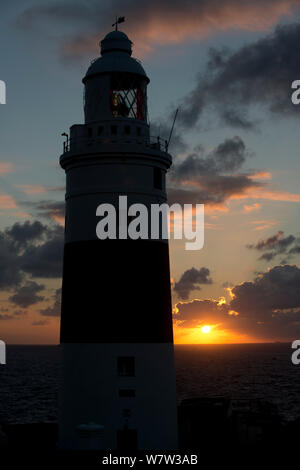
59,28,178,451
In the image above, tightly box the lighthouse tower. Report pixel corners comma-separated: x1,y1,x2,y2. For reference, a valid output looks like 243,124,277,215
59,28,178,451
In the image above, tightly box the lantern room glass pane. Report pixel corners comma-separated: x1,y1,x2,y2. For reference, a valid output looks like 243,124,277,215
110,73,147,121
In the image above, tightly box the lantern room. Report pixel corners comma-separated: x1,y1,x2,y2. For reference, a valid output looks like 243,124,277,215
82,30,149,124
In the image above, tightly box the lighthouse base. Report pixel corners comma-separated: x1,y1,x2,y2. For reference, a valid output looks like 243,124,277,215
58,343,178,451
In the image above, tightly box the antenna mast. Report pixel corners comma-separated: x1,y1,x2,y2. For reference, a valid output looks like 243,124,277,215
167,108,179,151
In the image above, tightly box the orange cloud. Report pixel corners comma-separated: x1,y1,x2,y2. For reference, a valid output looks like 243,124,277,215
12,211,31,219
230,187,300,203
251,220,276,231
0,194,17,209
254,189,300,202
248,171,272,180
16,184,47,194
51,213,65,227
0,162,14,174
58,0,298,59
243,203,261,212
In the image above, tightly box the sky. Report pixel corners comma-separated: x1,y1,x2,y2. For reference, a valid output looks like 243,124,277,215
0,0,300,344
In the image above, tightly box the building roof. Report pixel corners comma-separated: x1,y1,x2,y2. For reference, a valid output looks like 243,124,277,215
83,30,149,83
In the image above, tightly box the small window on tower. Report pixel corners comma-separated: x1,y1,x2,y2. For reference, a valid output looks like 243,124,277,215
98,126,104,136
111,125,118,135
118,357,135,377
153,167,162,190
124,125,131,135
88,127,93,137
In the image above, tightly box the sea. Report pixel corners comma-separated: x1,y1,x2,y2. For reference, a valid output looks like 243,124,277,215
0,343,299,424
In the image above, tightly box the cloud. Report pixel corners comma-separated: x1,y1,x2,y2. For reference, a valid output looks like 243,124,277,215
0,233,24,289
230,264,300,314
243,188,300,202
16,0,300,60
0,314,13,321
5,220,48,249
16,4,300,139
247,230,300,260
26,200,65,226
164,136,300,209
32,319,50,326
171,137,250,179
174,267,213,300
176,22,300,130
167,136,263,208
9,281,45,308
174,264,300,339
13,309,27,316
0,194,17,209
20,230,64,278
16,185,65,195
249,171,272,180
0,162,14,174
243,203,261,213
0,220,64,292
40,288,61,317
15,184,47,194
174,298,228,327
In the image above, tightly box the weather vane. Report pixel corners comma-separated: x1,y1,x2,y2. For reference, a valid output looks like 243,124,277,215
112,16,125,31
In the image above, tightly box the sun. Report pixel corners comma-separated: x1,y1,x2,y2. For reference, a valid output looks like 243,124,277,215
201,325,211,334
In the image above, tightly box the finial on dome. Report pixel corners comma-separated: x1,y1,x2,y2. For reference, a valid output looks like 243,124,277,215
112,16,125,31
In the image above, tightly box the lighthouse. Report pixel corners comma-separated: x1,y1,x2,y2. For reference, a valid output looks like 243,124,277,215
58,26,178,451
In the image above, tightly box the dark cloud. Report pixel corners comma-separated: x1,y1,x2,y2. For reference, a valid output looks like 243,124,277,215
13,310,27,316
222,281,233,288
247,230,300,261
9,281,45,308
0,233,24,289
231,265,300,315
248,230,285,250
36,201,65,223
40,288,61,317
16,0,300,65
0,307,26,320
229,265,300,339
5,221,48,250
32,319,50,326
174,267,212,300
20,234,63,278
0,220,64,296
22,201,65,225
167,136,261,207
176,22,300,130
15,3,300,134
0,314,13,321
171,137,250,179
174,265,300,339
289,244,300,254
174,298,228,327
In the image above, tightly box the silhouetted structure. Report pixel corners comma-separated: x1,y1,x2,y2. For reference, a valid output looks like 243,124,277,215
58,28,177,450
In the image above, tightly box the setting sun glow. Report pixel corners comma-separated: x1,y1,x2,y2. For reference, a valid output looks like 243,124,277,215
201,325,211,334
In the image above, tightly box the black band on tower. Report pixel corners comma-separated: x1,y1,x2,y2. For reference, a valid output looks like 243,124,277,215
60,239,174,343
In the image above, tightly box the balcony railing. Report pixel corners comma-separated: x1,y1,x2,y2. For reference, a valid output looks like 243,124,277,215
62,135,168,154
